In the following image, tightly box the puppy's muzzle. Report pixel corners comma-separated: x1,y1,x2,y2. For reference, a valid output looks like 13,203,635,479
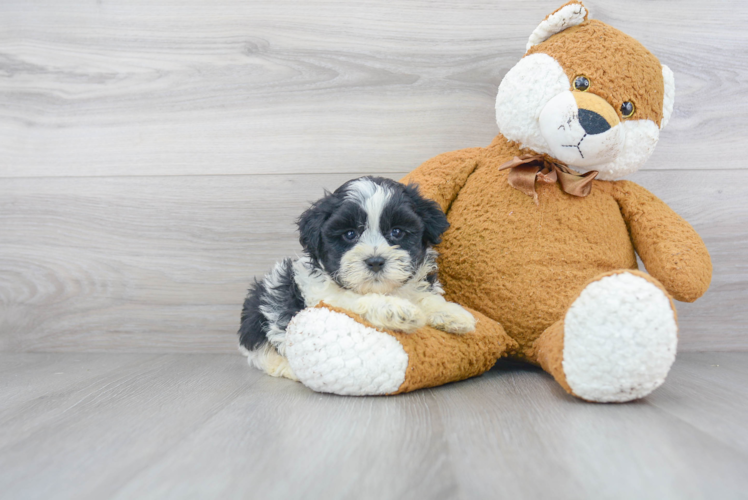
364,256,386,273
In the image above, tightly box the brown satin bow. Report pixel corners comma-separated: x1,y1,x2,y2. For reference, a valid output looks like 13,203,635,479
498,154,599,205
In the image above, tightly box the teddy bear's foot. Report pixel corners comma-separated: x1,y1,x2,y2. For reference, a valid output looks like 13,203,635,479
534,270,678,403
284,306,409,396
285,302,517,396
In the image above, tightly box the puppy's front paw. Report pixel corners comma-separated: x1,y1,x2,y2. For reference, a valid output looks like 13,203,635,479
428,303,476,334
362,296,426,333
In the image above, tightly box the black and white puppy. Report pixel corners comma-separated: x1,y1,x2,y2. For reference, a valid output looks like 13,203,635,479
238,176,476,380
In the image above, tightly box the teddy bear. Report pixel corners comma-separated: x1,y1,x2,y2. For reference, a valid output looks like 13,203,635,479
282,1,712,402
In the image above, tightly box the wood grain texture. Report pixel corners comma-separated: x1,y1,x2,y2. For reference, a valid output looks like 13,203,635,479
0,0,746,177
0,0,746,353
0,352,746,499
0,172,377,353
0,353,256,499
645,352,748,455
1,170,746,353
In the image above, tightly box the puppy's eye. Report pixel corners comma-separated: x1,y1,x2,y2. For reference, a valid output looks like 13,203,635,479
620,101,635,118
342,230,358,242
389,228,404,239
573,75,590,92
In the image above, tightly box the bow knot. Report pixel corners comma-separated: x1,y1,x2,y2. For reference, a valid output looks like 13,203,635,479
498,154,598,204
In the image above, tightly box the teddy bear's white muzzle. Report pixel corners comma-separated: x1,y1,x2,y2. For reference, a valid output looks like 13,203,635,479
539,91,624,169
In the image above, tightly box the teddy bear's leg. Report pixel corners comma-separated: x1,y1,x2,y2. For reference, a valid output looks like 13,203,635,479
532,270,678,402
284,303,518,396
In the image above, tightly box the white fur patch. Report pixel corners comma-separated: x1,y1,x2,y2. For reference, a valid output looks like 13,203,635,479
527,3,588,52
534,89,660,179
244,343,299,381
661,64,675,129
338,243,412,295
285,307,409,395
346,178,392,246
293,252,467,334
563,272,678,402
496,50,662,180
538,90,623,168
496,53,570,153
584,120,660,180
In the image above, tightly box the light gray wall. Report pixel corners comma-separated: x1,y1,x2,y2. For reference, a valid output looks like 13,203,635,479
1,0,746,352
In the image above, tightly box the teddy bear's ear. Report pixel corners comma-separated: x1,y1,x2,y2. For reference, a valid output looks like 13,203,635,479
526,1,589,52
661,64,675,129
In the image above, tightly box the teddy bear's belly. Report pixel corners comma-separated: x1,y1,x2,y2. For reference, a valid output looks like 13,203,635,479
438,164,637,354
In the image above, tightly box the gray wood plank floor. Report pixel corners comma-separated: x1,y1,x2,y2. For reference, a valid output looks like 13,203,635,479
1,352,746,500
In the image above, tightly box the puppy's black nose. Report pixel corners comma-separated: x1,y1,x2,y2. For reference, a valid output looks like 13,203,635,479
365,256,386,273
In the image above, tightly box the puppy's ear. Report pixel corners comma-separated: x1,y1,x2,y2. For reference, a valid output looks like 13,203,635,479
404,184,450,246
297,191,336,262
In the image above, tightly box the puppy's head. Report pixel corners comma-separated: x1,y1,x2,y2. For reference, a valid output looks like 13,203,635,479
298,176,449,294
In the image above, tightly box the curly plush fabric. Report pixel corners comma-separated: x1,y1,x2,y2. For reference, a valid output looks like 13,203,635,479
285,306,409,395
526,1,588,52
562,271,678,402
528,20,665,127
534,269,679,402
611,182,713,302
284,1,712,401
403,133,710,355
286,303,517,395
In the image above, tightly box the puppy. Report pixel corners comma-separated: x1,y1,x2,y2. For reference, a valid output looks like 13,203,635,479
238,176,476,380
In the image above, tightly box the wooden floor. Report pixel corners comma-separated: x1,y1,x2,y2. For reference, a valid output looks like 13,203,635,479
1,352,746,500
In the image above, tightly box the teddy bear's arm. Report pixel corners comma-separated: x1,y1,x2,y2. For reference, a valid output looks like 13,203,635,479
612,180,712,302
400,148,483,212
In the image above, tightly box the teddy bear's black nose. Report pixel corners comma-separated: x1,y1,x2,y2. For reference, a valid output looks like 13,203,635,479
578,109,612,135
365,256,386,273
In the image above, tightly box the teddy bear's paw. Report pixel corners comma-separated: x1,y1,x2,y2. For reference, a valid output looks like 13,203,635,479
284,307,408,395
563,271,678,403
428,303,477,334
360,295,426,333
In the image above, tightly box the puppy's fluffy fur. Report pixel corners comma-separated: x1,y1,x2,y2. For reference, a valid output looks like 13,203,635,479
238,176,476,380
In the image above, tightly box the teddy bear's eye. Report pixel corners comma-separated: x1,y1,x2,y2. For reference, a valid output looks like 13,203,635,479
620,101,636,118
573,75,590,92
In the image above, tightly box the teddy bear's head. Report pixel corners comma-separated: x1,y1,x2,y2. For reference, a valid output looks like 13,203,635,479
495,1,674,180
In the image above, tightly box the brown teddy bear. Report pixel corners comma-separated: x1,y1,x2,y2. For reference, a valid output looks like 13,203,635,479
283,1,712,402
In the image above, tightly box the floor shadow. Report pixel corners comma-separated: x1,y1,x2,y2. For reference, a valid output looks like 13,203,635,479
488,358,544,375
